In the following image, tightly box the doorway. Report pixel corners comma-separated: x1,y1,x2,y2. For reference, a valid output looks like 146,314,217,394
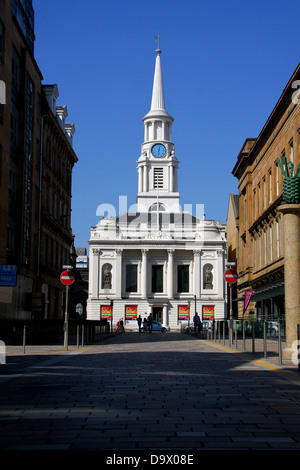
153,307,163,323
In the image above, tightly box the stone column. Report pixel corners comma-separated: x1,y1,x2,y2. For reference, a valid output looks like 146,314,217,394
141,249,148,299
277,204,300,354
167,249,174,298
193,250,201,298
115,249,123,298
138,166,143,193
91,248,100,298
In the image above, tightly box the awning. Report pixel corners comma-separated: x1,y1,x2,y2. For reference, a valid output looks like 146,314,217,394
234,279,284,302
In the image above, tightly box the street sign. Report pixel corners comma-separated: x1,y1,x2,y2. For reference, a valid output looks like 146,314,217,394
224,268,238,284
60,270,75,286
0,265,17,286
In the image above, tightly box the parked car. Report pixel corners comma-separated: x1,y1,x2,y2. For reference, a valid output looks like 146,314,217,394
202,320,212,330
125,319,170,332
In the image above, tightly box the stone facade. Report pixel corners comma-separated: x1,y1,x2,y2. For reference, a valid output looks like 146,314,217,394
232,63,300,321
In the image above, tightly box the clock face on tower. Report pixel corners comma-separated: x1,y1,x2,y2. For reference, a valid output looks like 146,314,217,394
151,143,166,158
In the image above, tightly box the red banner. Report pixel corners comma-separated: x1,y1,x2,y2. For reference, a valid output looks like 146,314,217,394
243,290,253,313
178,305,190,320
202,305,215,319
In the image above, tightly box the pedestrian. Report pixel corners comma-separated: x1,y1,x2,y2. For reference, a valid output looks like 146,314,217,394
147,313,153,333
193,312,201,335
143,317,148,332
137,315,142,333
120,318,124,332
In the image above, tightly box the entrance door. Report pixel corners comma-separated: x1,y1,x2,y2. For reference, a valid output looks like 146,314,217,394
153,307,163,323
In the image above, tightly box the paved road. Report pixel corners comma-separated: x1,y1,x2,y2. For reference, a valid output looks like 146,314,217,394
1,332,300,451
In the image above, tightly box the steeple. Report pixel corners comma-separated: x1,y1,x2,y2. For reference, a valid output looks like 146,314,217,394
150,49,165,111
136,45,180,214
143,48,174,123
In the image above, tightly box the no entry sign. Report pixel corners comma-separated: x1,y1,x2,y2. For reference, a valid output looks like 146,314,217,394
224,268,238,284
60,270,75,286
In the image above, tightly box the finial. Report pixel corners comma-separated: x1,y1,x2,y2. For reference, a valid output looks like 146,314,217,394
155,34,161,53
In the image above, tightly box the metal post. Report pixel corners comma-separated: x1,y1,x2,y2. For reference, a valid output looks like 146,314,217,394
278,322,282,365
243,319,246,351
297,324,300,371
82,324,84,346
23,325,26,354
223,320,225,345
64,285,69,350
77,325,79,348
229,283,233,346
252,321,255,353
263,321,267,359
235,321,238,349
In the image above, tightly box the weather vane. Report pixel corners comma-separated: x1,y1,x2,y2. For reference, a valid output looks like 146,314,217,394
155,34,161,50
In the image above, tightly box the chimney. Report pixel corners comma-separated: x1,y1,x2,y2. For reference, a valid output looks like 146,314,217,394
43,84,59,114
65,123,75,147
56,105,68,132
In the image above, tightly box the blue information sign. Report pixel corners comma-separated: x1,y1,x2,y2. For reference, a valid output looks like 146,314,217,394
0,265,17,286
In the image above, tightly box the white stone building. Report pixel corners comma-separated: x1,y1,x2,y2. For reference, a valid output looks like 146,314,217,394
87,47,227,330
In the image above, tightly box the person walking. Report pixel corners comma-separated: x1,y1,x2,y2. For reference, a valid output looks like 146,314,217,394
193,312,201,335
147,313,153,333
137,315,142,333
143,316,148,332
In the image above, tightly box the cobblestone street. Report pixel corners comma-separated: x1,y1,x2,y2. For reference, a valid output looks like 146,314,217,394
1,332,300,451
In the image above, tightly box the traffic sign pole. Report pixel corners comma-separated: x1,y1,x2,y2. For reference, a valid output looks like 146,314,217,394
224,268,238,346
60,270,75,350
64,285,69,350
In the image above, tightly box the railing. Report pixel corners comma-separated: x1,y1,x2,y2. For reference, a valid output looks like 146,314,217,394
3,320,123,353
182,319,286,365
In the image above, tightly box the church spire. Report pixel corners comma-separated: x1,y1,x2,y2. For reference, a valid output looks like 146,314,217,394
150,48,165,111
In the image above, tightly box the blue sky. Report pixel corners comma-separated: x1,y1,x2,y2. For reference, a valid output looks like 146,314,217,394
33,0,300,251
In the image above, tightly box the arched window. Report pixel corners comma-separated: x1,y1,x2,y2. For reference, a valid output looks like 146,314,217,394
149,203,166,212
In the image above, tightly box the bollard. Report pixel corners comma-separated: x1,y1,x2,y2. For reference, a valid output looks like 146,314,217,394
23,325,26,354
77,325,79,348
252,322,255,353
81,324,84,346
278,323,282,365
242,320,246,351
297,325,300,371
223,321,225,345
263,321,267,359
235,322,238,349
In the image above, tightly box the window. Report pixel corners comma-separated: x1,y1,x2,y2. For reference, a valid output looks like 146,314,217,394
289,139,294,163
269,169,272,203
154,168,163,189
152,265,163,293
12,47,20,94
0,144,2,185
0,20,4,61
126,264,138,293
177,265,189,293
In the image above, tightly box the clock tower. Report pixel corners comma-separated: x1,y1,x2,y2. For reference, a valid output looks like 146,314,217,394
136,47,180,214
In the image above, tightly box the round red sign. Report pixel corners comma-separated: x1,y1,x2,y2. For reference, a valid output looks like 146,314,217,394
224,268,238,284
60,270,75,286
